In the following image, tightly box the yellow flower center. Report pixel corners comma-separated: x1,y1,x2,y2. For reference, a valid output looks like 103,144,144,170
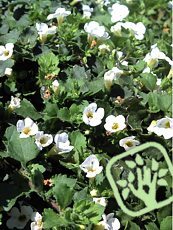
112,123,119,130
86,111,93,119
126,141,133,147
22,127,31,135
165,121,170,128
3,50,10,56
40,136,48,145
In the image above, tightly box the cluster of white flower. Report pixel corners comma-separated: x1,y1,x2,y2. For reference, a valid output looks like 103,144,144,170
147,117,173,139
16,117,73,153
6,204,43,230
111,21,146,40
83,103,126,134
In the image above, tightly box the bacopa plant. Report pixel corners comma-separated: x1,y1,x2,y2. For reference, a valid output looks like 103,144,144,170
0,0,172,229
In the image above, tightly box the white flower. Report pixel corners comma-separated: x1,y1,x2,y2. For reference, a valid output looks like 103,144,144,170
82,4,93,18
119,136,140,151
93,197,107,207
90,189,98,197
47,7,71,23
110,23,124,36
147,117,173,139
98,44,110,54
80,155,103,178
54,132,74,154
36,23,56,42
109,3,129,23
111,22,146,40
16,117,39,138
9,96,21,109
84,21,109,39
6,205,33,229
51,79,59,93
104,115,126,133
104,67,123,90
35,131,53,150
83,103,104,126
144,44,173,68
30,212,43,230
0,43,14,61
5,67,12,76
100,213,121,230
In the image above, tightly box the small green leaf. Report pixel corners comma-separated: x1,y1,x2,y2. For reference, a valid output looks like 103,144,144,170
140,73,157,91
15,99,42,120
135,154,144,166
128,171,135,183
158,169,168,178
145,222,159,230
125,160,136,169
160,216,172,230
70,131,87,152
122,188,130,200
151,158,159,171
157,179,168,187
117,180,127,188
129,221,140,230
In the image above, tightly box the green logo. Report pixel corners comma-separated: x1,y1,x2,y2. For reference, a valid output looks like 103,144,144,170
106,142,173,217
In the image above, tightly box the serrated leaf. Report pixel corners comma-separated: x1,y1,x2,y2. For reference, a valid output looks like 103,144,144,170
158,169,168,178
122,188,130,200
128,171,135,183
117,179,127,188
43,209,68,229
51,175,77,209
15,99,42,120
140,73,157,91
4,125,39,166
151,158,159,171
125,160,136,169
157,179,168,186
135,154,144,166
160,216,172,230
70,130,86,152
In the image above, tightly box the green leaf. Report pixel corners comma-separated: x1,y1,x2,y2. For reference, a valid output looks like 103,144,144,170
158,169,168,178
140,73,157,91
151,158,159,171
15,98,42,120
51,175,77,209
4,125,39,166
135,154,144,166
160,216,172,230
73,200,105,224
117,179,127,188
128,171,135,183
125,160,136,169
57,107,70,122
43,209,69,229
145,222,159,230
122,188,130,200
157,205,172,224
159,94,172,113
0,59,14,77
148,92,160,113
70,131,87,152
157,179,168,186
134,60,146,71
129,221,140,230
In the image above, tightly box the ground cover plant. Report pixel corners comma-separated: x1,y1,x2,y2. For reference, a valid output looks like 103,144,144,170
0,0,172,229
